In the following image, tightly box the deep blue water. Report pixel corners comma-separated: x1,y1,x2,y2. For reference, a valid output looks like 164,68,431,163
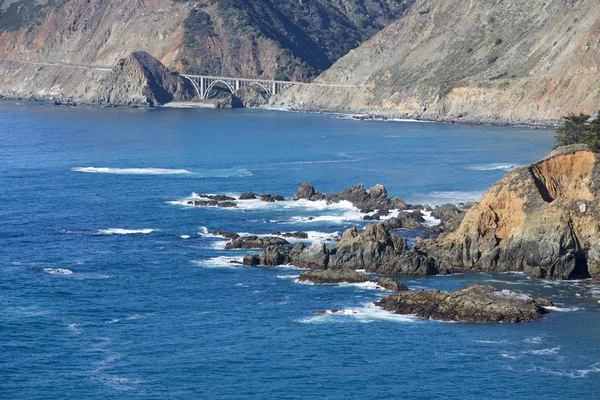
1,101,599,399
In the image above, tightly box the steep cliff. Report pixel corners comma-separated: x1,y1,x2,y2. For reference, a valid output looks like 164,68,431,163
420,145,600,279
276,0,600,124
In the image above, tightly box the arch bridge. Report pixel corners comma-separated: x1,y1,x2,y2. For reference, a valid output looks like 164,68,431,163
181,74,307,99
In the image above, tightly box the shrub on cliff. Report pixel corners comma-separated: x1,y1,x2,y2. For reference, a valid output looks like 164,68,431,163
555,112,600,152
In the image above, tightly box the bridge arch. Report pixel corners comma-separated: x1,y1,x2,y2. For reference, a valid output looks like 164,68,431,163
247,81,271,94
204,79,235,99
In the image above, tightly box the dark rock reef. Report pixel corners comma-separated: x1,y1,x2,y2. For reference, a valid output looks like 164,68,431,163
376,285,550,323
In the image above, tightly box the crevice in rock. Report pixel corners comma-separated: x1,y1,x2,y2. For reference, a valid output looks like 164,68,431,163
529,165,554,203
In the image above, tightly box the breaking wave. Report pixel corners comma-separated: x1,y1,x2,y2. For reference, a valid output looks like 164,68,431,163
297,303,419,324
469,163,522,172
43,268,73,275
72,167,252,177
96,229,154,235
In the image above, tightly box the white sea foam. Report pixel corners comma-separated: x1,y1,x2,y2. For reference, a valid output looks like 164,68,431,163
43,268,73,275
297,303,419,324
191,257,243,268
524,347,561,356
72,167,193,175
67,322,82,334
277,274,300,280
474,340,508,344
180,235,190,239
501,353,518,359
524,336,543,344
421,210,441,227
544,306,582,312
529,363,600,379
97,228,154,235
337,281,387,291
469,163,522,172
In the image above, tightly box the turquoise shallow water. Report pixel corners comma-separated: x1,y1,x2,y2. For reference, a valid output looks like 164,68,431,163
1,102,599,399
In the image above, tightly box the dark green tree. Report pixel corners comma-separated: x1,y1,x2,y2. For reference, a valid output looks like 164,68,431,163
555,113,591,147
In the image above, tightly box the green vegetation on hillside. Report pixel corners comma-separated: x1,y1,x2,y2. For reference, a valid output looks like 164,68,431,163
0,0,67,32
555,112,600,152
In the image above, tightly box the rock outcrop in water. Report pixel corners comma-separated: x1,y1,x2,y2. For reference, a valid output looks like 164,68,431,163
376,285,549,323
243,146,600,281
94,52,194,107
419,145,600,280
294,183,408,215
298,269,408,291
225,236,289,250
243,223,441,276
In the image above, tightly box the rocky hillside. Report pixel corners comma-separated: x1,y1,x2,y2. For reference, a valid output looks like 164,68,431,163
0,0,411,102
276,0,600,125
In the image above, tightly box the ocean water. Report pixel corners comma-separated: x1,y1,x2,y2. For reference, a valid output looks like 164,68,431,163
1,102,598,399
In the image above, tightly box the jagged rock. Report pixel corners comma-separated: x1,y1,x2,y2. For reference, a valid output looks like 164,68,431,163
243,245,291,267
382,212,425,230
215,95,243,109
260,194,285,202
421,146,600,280
94,51,194,107
376,285,547,323
234,86,269,107
431,204,463,223
535,298,554,307
197,194,236,201
294,183,327,201
225,236,289,250
377,277,409,291
290,242,329,269
271,231,309,239
293,183,407,215
239,192,256,200
244,222,442,275
298,269,375,284
187,200,218,207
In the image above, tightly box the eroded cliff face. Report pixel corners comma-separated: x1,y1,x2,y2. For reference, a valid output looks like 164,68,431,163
276,0,600,124
421,145,600,279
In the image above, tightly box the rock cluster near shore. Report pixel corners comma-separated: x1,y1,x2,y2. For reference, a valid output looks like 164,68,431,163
297,269,407,292
294,182,407,217
376,285,550,323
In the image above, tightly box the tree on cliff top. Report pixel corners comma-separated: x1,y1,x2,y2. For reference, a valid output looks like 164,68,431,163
555,112,600,152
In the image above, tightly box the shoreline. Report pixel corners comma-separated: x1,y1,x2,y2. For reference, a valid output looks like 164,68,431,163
0,95,559,129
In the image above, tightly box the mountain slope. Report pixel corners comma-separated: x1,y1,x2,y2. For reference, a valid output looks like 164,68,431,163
0,0,412,102
276,0,600,124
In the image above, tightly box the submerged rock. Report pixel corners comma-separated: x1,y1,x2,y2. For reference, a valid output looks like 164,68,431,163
376,285,547,323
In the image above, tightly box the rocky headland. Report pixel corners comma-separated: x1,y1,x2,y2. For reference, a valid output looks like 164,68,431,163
229,146,599,322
